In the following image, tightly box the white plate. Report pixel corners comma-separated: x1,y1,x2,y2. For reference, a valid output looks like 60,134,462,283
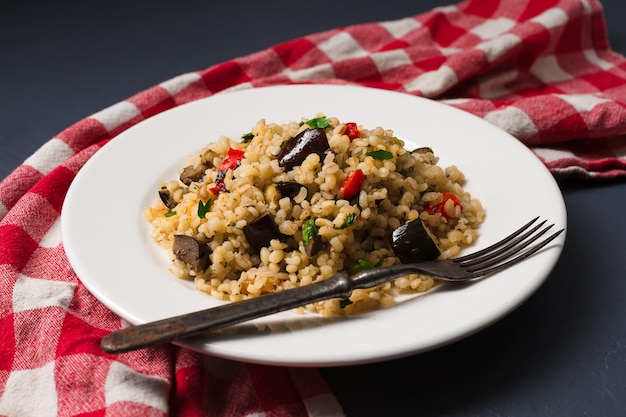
62,84,566,366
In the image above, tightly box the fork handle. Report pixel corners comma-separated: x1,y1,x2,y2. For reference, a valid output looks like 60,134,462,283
101,273,354,353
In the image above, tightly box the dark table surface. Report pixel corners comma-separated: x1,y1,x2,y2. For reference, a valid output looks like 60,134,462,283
3,1,626,416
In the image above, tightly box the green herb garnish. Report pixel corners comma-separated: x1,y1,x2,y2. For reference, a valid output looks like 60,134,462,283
241,132,254,143
164,211,176,217
197,199,211,219
347,258,384,275
334,213,356,230
302,216,319,246
366,150,394,160
305,116,331,129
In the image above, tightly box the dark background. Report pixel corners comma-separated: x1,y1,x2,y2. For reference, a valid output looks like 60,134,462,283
3,0,626,180
3,1,626,416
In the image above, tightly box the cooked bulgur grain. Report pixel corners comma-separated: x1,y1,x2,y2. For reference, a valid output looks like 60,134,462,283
146,115,485,315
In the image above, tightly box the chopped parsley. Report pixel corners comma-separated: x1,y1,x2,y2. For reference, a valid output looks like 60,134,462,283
347,258,384,275
164,211,176,217
334,213,356,230
302,216,319,246
366,150,394,160
241,132,254,143
305,116,331,129
197,199,211,219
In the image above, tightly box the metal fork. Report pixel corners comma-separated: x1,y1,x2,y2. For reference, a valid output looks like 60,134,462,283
101,217,563,353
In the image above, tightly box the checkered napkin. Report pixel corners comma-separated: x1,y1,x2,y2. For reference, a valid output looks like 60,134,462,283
1,0,625,415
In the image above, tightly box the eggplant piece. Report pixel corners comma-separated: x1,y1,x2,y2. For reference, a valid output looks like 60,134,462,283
179,164,206,186
304,235,326,257
411,147,433,154
390,219,441,263
158,189,177,211
243,214,283,253
275,181,304,199
277,128,329,170
266,181,304,204
172,235,211,271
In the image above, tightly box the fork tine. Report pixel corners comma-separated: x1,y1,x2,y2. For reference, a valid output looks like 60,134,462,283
454,217,541,263
461,221,551,269
468,228,564,277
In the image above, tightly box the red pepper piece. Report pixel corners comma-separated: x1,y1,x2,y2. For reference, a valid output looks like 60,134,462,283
344,122,360,140
220,148,245,171
210,148,245,196
340,169,365,200
426,192,461,219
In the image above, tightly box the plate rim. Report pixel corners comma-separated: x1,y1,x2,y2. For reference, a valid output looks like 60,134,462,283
61,84,567,366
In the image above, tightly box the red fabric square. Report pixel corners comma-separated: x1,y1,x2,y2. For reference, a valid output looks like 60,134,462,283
247,364,309,417
425,11,472,47
0,165,44,213
54,354,110,417
0,313,16,372
55,312,112,358
56,118,111,154
30,166,75,215
332,57,383,83
127,86,177,119
346,24,395,53
0,225,39,271
200,61,252,93
462,0,502,18
581,69,626,91
519,0,561,21
272,38,319,68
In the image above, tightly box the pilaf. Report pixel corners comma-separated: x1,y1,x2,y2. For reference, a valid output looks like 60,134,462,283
145,115,485,316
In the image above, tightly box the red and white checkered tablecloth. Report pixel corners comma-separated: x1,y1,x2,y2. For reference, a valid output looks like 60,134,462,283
2,0,626,415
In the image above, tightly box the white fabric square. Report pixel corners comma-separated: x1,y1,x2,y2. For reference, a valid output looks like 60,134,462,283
479,85,512,100
583,48,614,70
12,274,76,312
104,361,169,411
580,0,593,14
24,138,74,176
403,65,458,97
282,63,336,82
434,5,459,14
439,46,463,56
477,33,522,62
530,55,573,83
317,32,368,61
380,17,421,38
531,8,568,30
371,49,413,73
478,70,516,99
159,72,202,96
0,361,58,417
39,217,62,248
555,93,610,112
533,147,576,162
483,106,539,140
470,17,516,40
90,101,141,132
